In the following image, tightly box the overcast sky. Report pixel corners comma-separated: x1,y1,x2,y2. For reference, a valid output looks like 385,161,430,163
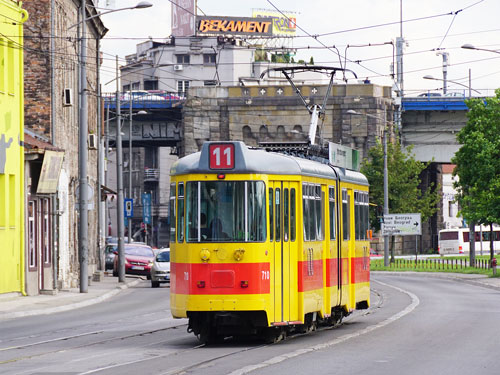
98,0,500,96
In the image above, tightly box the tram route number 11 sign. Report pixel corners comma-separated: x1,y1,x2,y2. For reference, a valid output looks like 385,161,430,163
209,143,235,169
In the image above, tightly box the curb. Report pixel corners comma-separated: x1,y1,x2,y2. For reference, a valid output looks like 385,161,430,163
373,271,500,292
0,278,144,321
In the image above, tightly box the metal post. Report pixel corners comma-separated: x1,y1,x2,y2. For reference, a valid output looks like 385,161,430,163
116,55,125,283
383,125,390,267
78,0,89,293
128,87,133,243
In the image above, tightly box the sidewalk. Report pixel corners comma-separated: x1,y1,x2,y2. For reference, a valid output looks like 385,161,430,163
0,274,144,321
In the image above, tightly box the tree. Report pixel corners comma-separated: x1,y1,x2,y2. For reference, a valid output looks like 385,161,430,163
452,89,500,264
361,139,440,254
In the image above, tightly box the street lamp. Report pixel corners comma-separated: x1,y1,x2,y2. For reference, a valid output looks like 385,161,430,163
347,109,391,267
422,74,481,97
72,0,152,292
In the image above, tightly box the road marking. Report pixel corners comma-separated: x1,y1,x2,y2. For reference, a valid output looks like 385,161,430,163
227,279,420,375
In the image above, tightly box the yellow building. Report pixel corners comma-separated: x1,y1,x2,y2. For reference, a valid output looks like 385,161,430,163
0,1,28,294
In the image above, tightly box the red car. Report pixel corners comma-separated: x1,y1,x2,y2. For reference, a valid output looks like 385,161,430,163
113,244,155,279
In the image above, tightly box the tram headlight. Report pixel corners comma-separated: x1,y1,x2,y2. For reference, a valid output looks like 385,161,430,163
200,249,211,262
234,249,245,261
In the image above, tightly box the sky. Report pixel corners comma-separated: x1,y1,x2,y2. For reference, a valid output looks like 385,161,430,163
98,0,500,96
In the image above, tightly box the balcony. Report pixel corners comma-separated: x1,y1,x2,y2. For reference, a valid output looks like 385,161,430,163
144,168,159,182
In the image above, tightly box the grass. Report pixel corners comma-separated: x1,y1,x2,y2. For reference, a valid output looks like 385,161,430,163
371,254,500,277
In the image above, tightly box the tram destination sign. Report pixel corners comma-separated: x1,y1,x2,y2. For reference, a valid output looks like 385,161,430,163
382,213,422,236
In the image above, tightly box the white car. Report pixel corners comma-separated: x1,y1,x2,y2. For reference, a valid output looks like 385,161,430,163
150,249,170,288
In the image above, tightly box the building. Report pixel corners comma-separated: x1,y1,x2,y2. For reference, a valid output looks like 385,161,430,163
0,0,27,295
22,1,107,294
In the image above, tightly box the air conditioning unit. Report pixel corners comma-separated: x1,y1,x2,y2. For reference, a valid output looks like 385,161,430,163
174,64,183,71
63,88,73,106
88,134,97,150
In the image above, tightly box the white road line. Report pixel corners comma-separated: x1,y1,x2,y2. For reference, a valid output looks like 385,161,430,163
227,279,420,375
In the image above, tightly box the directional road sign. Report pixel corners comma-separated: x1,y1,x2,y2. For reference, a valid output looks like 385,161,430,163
382,213,421,236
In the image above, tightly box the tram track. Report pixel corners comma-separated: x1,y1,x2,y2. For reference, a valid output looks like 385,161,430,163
0,323,188,365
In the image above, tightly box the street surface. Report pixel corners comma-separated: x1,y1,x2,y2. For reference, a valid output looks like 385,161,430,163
1,275,499,374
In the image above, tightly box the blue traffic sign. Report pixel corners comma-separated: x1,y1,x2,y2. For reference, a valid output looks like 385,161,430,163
142,193,151,224
124,199,134,218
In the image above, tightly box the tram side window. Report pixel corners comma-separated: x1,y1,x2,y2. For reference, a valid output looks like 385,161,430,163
284,189,289,242
275,188,281,241
269,188,274,242
303,183,324,241
329,187,336,240
177,183,185,242
247,182,266,241
342,189,350,240
290,188,296,242
354,191,369,240
169,183,176,242
186,182,199,241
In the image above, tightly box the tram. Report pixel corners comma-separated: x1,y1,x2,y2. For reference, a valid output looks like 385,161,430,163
169,141,370,342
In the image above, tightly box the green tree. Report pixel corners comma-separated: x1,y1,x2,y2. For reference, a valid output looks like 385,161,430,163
452,89,500,263
361,139,440,240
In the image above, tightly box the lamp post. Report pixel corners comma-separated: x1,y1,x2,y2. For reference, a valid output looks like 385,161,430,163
72,1,152,291
347,109,391,266
422,74,481,97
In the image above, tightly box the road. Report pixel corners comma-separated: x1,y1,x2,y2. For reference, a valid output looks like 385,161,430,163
1,275,499,375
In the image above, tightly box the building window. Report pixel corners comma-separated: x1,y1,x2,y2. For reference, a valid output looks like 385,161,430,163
177,80,190,95
43,198,51,265
176,54,190,64
203,54,216,64
144,80,158,90
123,84,131,92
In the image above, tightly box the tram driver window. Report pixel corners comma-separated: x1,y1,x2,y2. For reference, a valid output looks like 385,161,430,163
185,181,266,242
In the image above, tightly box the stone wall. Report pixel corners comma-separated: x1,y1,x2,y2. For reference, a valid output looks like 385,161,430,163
181,84,394,158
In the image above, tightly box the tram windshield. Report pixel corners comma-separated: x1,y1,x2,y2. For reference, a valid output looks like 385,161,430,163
186,181,266,242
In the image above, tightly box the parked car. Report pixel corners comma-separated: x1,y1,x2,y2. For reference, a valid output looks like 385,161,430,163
104,237,131,271
417,92,442,97
150,249,170,288
120,90,165,102
112,243,155,279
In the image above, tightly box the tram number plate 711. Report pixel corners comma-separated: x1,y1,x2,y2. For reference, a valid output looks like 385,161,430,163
209,144,235,169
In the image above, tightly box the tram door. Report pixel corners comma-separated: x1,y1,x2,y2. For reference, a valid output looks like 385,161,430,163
270,181,298,323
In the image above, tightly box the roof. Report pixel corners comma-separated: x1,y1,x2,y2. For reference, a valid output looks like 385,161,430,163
24,132,64,153
171,141,368,186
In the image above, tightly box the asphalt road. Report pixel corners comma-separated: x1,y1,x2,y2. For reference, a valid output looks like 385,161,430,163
1,275,499,375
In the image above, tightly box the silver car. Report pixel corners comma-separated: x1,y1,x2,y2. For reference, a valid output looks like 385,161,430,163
150,249,170,288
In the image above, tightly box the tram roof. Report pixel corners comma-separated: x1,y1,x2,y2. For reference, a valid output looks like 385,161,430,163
171,141,368,186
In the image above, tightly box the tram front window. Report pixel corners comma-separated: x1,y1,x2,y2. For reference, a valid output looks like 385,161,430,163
186,181,266,242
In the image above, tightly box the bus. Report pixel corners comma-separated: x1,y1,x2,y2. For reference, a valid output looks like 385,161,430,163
438,227,500,255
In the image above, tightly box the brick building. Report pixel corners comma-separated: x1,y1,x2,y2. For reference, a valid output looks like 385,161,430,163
23,1,107,294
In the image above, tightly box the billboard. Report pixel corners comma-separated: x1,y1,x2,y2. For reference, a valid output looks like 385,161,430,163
171,0,196,37
252,9,297,36
196,16,273,37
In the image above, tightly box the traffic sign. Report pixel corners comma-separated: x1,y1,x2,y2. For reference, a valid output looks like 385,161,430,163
142,193,151,224
124,199,133,218
382,213,422,236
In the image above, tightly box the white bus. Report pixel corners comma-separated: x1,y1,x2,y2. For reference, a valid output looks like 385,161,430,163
438,227,500,255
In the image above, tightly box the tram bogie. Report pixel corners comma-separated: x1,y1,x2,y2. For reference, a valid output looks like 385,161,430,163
170,141,370,342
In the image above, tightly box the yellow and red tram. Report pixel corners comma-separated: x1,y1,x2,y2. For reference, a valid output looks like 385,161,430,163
169,141,370,342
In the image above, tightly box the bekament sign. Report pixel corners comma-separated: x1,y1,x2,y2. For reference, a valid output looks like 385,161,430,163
197,16,273,36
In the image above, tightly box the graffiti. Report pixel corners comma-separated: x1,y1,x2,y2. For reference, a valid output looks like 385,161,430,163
0,134,13,174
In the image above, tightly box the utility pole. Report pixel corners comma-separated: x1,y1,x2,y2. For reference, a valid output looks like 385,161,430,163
116,56,125,283
383,116,390,266
128,87,133,243
78,0,89,293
